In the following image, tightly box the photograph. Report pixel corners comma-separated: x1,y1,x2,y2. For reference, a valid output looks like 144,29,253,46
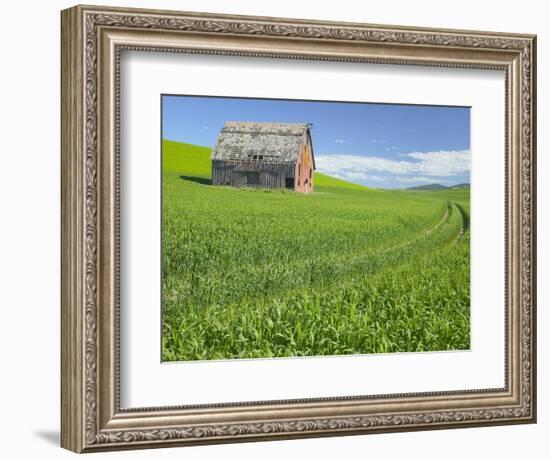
161,95,471,362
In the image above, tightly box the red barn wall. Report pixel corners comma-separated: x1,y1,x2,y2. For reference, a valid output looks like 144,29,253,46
295,141,314,193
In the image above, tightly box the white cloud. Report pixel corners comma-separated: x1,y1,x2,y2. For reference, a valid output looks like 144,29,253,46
341,171,369,180
316,150,470,179
368,175,387,182
333,139,346,144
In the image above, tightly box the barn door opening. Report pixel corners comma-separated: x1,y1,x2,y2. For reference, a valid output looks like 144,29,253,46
246,172,260,187
285,177,295,189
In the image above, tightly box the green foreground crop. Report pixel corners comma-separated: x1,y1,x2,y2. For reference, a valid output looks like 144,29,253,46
161,140,470,361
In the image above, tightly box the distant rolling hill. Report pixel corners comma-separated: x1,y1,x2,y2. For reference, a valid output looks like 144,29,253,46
449,183,471,189
408,183,470,191
407,183,448,191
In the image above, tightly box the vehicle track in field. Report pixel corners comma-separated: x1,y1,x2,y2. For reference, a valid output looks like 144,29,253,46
453,203,469,243
270,200,456,279
283,201,454,271
237,201,455,277
193,200,465,306
298,200,466,294
377,201,452,255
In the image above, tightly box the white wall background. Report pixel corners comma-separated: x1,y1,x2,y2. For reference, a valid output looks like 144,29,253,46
0,1,545,457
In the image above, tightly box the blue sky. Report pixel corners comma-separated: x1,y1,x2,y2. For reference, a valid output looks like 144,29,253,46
162,95,470,189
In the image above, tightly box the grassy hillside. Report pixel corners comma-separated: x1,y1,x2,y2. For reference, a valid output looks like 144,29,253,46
162,140,470,361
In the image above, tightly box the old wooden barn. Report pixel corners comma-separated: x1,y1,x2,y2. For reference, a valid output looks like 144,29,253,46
211,121,316,193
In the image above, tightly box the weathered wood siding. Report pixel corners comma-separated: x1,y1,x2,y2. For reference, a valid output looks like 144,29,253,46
212,160,295,190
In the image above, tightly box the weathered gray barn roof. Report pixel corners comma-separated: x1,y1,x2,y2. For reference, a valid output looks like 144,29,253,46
211,121,312,164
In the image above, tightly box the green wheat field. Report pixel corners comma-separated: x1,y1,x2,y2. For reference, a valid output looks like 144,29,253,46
162,140,470,362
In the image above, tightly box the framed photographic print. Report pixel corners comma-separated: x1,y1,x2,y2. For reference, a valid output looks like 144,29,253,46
61,4,537,453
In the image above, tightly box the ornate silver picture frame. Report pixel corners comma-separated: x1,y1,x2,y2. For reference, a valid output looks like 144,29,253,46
61,4,536,453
